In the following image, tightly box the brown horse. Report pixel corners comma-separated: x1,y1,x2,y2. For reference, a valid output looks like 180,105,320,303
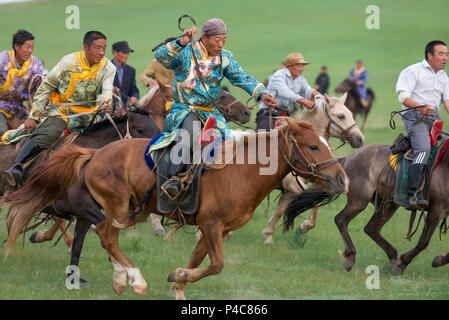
2,118,348,299
335,79,374,131
139,82,251,131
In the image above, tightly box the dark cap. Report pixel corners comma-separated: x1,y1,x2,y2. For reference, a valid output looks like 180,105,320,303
112,41,134,53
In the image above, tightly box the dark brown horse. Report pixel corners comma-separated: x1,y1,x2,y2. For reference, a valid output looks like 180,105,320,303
2,118,348,299
0,108,161,261
283,143,449,276
335,79,374,131
139,82,251,131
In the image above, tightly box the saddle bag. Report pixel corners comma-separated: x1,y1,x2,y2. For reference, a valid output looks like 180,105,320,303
390,133,411,155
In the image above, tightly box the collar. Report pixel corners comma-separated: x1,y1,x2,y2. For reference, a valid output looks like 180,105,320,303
8,50,31,70
421,59,442,74
111,58,124,69
196,40,210,58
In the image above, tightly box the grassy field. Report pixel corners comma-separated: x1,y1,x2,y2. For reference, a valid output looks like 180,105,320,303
1,0,449,300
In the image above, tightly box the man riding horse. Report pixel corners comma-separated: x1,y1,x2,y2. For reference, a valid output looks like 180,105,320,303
255,52,318,131
151,18,277,198
4,31,116,187
0,29,43,138
396,40,449,210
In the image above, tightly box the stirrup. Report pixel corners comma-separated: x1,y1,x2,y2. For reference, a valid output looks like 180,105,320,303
161,176,183,200
4,163,23,187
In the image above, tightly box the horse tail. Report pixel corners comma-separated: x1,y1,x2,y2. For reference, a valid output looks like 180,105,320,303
0,144,96,259
367,88,375,101
282,185,339,233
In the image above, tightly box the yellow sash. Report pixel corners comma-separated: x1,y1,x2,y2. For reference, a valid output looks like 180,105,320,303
0,51,32,93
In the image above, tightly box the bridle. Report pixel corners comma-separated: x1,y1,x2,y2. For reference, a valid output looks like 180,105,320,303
322,101,357,150
277,125,339,184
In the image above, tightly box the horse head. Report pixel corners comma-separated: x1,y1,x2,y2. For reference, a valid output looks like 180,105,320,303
127,105,161,138
218,86,250,124
282,117,349,195
321,93,364,148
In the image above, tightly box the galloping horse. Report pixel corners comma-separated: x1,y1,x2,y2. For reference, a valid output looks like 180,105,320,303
283,142,449,275
261,93,364,244
1,107,161,255
2,118,348,299
335,79,375,131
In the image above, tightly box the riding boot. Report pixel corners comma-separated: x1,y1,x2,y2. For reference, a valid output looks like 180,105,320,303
407,163,429,210
4,139,41,187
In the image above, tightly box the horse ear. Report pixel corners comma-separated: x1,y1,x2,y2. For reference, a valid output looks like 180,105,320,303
340,92,348,104
324,94,331,104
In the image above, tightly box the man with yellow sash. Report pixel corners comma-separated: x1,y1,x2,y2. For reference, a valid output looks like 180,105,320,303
0,29,43,137
4,31,116,187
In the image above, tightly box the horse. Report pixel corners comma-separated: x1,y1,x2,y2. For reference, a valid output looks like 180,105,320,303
282,142,449,276
335,78,375,131
1,118,348,299
139,82,251,131
261,93,365,244
1,107,161,256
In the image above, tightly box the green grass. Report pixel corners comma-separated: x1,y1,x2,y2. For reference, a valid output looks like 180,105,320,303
1,0,449,300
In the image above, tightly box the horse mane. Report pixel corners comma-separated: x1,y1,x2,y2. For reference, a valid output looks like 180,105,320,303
80,108,150,135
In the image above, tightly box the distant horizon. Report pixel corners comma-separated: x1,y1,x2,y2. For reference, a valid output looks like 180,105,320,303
0,0,32,4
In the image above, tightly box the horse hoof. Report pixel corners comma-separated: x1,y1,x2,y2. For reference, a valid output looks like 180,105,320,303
338,250,353,272
154,228,166,236
432,255,444,268
167,268,184,282
80,278,89,288
112,281,125,295
133,286,147,296
29,232,39,243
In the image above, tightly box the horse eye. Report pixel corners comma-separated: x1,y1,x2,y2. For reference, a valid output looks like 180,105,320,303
338,114,345,119
309,145,319,151
136,128,144,135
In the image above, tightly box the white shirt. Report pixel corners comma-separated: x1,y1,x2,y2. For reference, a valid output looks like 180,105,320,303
396,59,449,111
260,68,313,113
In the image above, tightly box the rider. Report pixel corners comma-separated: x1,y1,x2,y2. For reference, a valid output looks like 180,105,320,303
256,52,318,131
349,60,368,108
152,18,277,197
0,29,43,137
4,31,116,187
396,40,449,210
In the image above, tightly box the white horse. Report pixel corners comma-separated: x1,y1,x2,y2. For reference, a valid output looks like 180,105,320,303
261,93,364,244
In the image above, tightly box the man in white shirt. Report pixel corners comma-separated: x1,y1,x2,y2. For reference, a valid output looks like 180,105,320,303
396,40,449,209
256,52,318,130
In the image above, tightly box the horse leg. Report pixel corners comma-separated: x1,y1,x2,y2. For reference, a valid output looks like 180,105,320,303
96,219,147,296
299,206,319,233
363,201,400,274
395,205,445,274
168,222,225,300
334,199,369,272
261,191,294,244
67,217,93,288
150,213,165,236
29,216,73,250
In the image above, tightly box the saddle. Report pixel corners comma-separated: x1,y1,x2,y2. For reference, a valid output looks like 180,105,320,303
144,116,217,217
390,121,449,208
